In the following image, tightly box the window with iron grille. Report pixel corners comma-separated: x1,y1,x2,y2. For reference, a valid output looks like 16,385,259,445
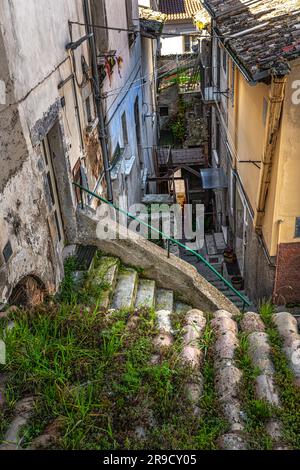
295,217,300,238
121,112,129,146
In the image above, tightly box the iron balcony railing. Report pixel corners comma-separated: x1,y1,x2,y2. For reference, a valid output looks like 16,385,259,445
74,182,251,310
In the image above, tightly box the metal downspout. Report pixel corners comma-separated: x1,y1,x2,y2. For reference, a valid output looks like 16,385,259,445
254,74,287,233
83,0,113,202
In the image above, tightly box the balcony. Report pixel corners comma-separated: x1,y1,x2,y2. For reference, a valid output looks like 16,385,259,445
156,146,206,168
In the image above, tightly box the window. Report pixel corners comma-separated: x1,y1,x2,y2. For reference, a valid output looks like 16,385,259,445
216,119,221,158
184,36,191,52
295,217,300,238
216,44,221,89
222,49,227,75
159,106,169,117
85,96,93,124
121,112,128,146
90,0,108,53
134,97,141,146
229,170,235,215
111,143,121,165
125,0,135,46
134,97,143,166
40,126,64,244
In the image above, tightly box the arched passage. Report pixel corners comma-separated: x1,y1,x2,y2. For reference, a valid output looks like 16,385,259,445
9,275,45,307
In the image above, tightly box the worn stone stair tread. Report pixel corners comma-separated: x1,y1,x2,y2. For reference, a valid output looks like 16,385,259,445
213,232,226,253
135,279,156,309
97,261,119,308
205,234,217,255
156,289,174,313
111,269,138,310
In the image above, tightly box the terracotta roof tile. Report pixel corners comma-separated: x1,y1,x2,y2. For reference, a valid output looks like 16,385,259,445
203,0,300,80
159,0,202,21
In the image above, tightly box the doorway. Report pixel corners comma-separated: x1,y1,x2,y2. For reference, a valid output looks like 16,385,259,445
235,187,247,276
41,122,65,247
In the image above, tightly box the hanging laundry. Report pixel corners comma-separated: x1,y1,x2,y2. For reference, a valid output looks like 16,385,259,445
117,56,124,78
104,56,116,86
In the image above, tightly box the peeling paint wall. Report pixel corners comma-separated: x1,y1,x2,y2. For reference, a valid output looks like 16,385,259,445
0,0,99,304
94,0,158,208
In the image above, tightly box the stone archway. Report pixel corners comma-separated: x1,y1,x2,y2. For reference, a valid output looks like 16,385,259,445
9,275,45,307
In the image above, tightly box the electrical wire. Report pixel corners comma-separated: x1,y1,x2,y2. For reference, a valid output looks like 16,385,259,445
70,20,256,40
101,55,194,99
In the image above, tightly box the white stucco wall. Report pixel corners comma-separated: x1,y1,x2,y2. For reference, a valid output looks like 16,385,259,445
100,0,158,207
0,0,93,303
160,21,198,56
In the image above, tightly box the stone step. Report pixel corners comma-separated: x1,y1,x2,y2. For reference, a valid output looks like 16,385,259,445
111,269,138,310
156,289,174,313
205,234,217,255
214,232,226,253
94,258,119,308
135,279,156,309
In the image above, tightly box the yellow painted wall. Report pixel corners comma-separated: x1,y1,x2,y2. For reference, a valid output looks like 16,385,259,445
269,59,300,254
227,60,269,212
227,57,300,257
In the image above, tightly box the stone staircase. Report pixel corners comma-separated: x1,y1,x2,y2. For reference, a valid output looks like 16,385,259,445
79,253,192,316
179,250,253,311
1,247,300,450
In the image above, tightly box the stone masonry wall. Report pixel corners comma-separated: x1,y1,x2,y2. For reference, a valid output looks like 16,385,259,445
274,242,300,305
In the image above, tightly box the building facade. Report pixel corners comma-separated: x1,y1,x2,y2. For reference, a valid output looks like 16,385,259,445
158,0,202,55
0,0,160,306
202,0,300,305
91,0,162,210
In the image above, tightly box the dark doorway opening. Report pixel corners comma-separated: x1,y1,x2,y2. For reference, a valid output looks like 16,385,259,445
9,276,45,307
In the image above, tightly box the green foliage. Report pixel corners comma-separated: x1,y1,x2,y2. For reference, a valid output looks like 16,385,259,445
258,300,274,326
169,97,187,144
235,331,273,449
258,302,300,449
59,257,79,304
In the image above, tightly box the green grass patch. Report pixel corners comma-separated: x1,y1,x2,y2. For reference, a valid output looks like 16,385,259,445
235,332,274,449
258,303,300,449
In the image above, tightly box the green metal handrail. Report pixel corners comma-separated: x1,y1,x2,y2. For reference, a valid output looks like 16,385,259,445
74,182,251,310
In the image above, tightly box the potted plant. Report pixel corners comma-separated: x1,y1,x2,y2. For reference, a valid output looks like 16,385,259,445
231,276,244,291
223,248,235,264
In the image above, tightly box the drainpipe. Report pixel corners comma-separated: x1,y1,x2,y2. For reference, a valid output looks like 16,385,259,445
254,74,287,234
83,0,113,202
